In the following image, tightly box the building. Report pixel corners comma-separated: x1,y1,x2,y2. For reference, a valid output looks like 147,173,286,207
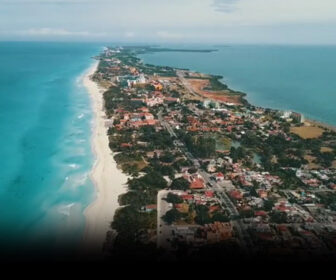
151,81,163,91
291,112,305,123
137,74,146,84
190,178,205,190
203,99,220,109
215,172,225,182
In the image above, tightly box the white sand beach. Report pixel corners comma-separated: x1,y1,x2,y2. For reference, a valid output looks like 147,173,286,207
81,61,128,256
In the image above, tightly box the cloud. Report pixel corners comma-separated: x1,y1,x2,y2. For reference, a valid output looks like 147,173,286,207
0,0,91,3
18,28,106,37
212,0,336,25
1,0,336,44
124,32,135,38
212,0,238,12
157,31,184,39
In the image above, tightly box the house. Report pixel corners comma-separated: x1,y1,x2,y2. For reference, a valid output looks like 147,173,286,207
207,160,217,173
258,189,268,198
190,178,205,190
275,202,291,212
144,97,164,107
145,119,157,126
205,191,214,198
205,222,233,243
129,119,157,128
120,143,132,148
255,211,268,217
208,205,219,213
131,98,144,104
329,183,336,190
151,81,163,91
181,194,194,201
137,73,146,84
217,157,225,166
142,204,157,213
203,99,220,109
164,97,180,104
146,150,163,158
142,113,154,120
129,67,138,75
229,190,243,200
137,141,148,147
138,107,149,113
215,172,225,182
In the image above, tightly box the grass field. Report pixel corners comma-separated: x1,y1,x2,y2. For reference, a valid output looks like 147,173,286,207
187,78,243,105
290,125,325,139
304,155,321,169
332,160,336,169
321,147,334,153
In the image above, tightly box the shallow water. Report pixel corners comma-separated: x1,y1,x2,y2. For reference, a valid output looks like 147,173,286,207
0,42,102,255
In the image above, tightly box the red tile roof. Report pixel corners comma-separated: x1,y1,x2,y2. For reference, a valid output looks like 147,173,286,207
209,205,220,213
120,143,132,148
145,204,157,210
205,191,214,198
229,190,243,200
181,194,194,200
190,178,205,189
255,211,267,217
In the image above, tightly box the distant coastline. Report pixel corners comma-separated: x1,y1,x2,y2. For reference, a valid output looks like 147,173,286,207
124,46,217,54
136,46,336,131
138,45,336,127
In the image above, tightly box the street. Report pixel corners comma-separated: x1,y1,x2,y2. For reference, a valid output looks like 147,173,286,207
157,105,253,251
157,190,173,250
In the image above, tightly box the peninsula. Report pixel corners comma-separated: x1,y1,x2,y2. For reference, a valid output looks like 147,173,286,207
86,46,336,261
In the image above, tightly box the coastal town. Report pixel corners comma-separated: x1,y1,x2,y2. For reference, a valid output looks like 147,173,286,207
92,46,336,261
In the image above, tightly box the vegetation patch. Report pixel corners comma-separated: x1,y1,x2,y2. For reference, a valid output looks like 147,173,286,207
321,146,333,153
290,125,325,139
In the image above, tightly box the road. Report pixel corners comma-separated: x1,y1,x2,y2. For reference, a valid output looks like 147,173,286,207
156,107,252,250
199,171,238,215
281,189,336,194
176,70,202,99
158,109,177,138
157,190,173,250
199,170,253,250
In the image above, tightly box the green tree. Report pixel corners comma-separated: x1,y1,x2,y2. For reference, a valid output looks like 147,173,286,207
211,212,229,223
166,193,183,204
263,199,275,211
162,208,182,225
170,177,190,190
269,211,287,223
195,205,211,225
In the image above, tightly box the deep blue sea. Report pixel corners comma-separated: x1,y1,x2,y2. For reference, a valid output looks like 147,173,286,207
0,42,102,257
139,45,336,126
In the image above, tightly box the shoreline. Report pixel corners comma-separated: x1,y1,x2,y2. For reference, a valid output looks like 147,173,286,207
81,61,128,256
138,50,336,130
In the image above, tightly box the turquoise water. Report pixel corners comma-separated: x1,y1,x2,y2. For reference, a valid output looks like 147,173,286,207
0,42,101,257
139,45,336,126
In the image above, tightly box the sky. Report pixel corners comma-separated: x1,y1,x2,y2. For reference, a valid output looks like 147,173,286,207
1,0,336,44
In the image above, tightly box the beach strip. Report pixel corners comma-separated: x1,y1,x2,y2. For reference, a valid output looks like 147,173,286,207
81,61,128,256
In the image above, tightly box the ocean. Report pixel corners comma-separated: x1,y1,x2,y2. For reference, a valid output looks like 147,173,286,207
0,42,101,257
139,45,336,126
